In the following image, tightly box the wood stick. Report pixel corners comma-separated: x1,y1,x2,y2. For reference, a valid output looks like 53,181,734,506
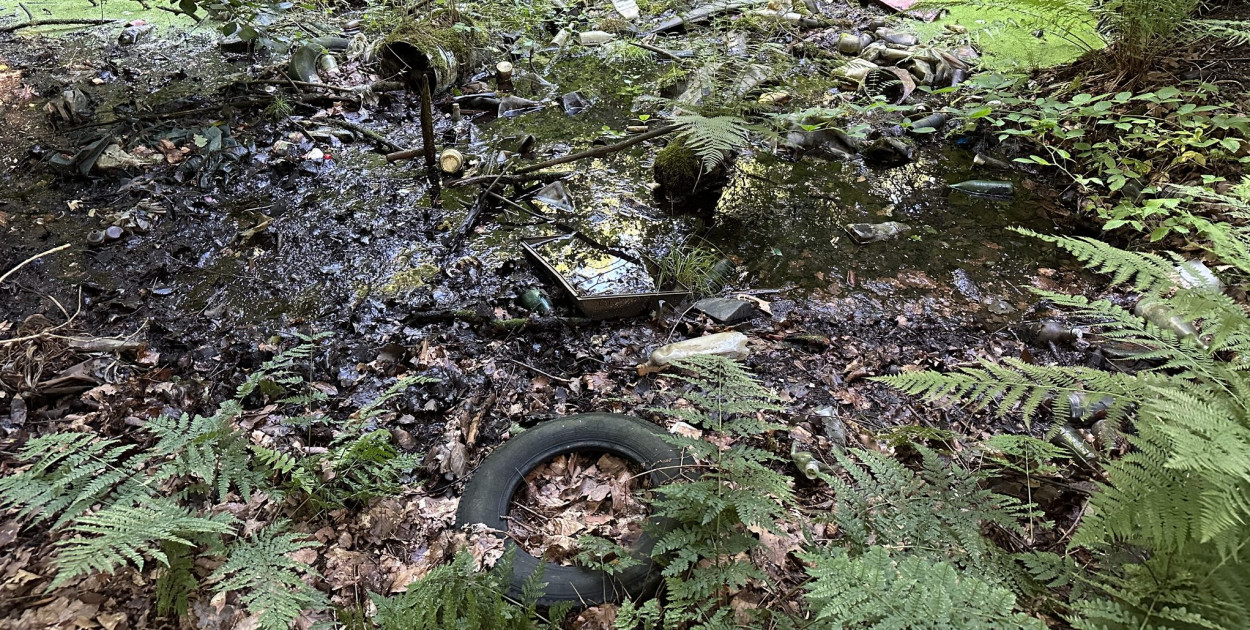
1,243,71,286
507,359,571,384
317,118,404,153
0,18,116,32
419,75,439,181
512,124,679,175
247,79,361,95
386,148,424,162
446,172,567,187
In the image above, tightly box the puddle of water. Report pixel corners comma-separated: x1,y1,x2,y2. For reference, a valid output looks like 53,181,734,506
534,233,656,296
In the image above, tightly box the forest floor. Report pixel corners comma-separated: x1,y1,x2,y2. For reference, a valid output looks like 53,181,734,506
0,1,1132,627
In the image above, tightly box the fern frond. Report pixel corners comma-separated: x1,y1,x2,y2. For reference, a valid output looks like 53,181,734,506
52,502,233,589
1178,19,1250,46
802,547,1045,629
0,433,154,527
876,357,1146,427
210,523,329,630
673,114,749,172
1013,228,1181,292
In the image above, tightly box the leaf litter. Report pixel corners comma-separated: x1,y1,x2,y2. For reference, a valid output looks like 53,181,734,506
507,453,650,565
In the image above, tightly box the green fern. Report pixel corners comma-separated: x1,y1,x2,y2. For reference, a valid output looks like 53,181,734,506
641,355,795,628
878,231,1250,630
52,502,234,588
0,432,154,527
146,406,264,502
209,523,329,630
814,446,1031,579
0,334,431,627
802,547,1045,629
673,114,749,173
370,549,558,630
155,541,199,617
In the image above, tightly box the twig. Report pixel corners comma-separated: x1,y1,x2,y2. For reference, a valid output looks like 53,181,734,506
446,172,568,188
0,18,116,32
317,118,405,153
465,392,495,446
0,286,83,346
506,359,571,384
385,147,425,162
628,40,689,61
0,243,70,286
247,79,362,95
513,124,679,176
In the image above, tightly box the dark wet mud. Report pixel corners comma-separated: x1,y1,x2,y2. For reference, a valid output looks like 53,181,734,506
0,9,1104,465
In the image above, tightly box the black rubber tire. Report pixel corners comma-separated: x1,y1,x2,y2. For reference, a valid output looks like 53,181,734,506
455,413,689,607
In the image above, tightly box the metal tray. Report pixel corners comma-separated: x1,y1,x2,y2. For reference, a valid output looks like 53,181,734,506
521,234,690,319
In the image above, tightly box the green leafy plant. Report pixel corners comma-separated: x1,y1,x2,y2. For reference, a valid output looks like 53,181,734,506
802,547,1044,629
256,374,434,509
672,114,750,173
0,335,426,629
653,239,727,296
575,536,642,576
879,229,1250,629
370,549,567,630
615,355,794,629
930,0,1250,73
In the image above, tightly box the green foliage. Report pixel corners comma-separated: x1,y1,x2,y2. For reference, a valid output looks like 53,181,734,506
147,405,264,502
814,447,1031,573
802,547,1045,629
257,375,433,508
575,535,642,576
0,334,427,627
636,355,793,628
156,542,198,617
52,502,234,589
264,429,420,509
672,114,750,173
0,432,153,527
209,524,329,630
878,231,1250,630
370,549,563,630
653,239,726,296
930,0,1250,71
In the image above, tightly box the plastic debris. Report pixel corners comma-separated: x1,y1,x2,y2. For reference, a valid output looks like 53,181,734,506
640,332,750,374
845,221,911,244
949,179,1015,198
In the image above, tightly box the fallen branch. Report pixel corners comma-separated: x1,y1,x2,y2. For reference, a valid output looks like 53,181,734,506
318,118,405,153
628,41,691,61
513,124,680,176
0,18,116,33
386,147,425,163
247,79,362,95
404,309,593,330
507,359,571,384
446,172,568,188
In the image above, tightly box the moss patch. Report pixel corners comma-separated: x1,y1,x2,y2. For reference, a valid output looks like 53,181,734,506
379,262,438,296
654,138,705,192
379,16,489,89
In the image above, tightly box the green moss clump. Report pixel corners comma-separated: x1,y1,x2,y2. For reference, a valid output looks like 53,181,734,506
653,139,705,193
378,17,488,90
379,263,439,296
597,17,634,33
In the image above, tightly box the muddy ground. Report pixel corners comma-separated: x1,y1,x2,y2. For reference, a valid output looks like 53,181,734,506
0,2,1121,627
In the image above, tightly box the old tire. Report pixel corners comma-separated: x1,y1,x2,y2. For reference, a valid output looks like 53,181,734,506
454,413,689,607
